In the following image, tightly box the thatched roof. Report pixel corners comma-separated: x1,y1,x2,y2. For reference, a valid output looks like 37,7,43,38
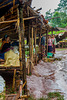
0,0,32,17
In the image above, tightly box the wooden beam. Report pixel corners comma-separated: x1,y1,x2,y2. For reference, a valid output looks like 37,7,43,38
35,7,42,12
23,16,36,20
0,19,17,24
0,26,10,31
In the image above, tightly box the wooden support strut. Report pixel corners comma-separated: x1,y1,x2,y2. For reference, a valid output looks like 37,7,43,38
12,69,16,91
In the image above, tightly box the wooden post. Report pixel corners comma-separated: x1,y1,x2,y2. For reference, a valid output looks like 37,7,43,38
32,27,34,62
46,29,48,56
34,27,37,65
17,8,22,74
18,2,27,96
39,26,42,59
12,69,16,91
29,24,31,74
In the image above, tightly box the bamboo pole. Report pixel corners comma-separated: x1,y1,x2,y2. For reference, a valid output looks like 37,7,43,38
12,69,16,91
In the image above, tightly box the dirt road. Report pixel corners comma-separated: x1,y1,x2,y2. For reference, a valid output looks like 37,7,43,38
27,49,67,100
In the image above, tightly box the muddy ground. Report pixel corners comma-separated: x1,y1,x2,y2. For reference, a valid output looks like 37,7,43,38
27,49,67,100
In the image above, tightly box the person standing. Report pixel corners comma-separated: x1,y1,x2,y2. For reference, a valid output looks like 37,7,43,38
48,35,53,52
41,34,45,59
52,35,56,54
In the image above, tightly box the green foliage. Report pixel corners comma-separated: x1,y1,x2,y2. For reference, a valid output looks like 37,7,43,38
45,0,67,28
45,9,52,21
51,12,61,27
38,97,51,100
25,51,29,55
48,30,65,35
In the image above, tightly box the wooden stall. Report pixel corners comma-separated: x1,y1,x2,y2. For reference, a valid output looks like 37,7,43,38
0,0,50,99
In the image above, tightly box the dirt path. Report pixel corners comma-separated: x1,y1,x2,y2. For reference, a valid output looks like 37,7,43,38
27,49,67,100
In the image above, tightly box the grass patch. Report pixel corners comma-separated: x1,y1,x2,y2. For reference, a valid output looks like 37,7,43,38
28,92,64,100
48,92,61,98
48,30,65,35
56,48,67,51
28,97,35,100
